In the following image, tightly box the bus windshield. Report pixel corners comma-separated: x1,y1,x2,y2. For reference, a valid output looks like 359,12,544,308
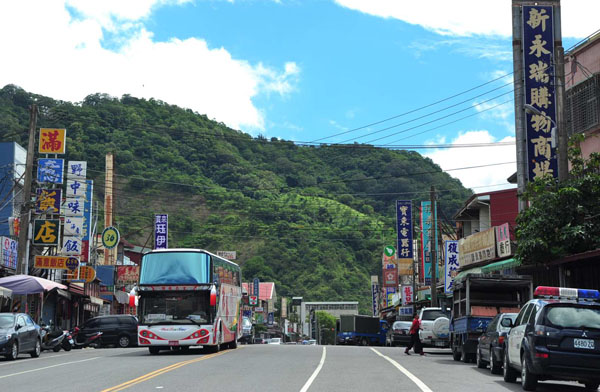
140,251,210,285
140,292,211,325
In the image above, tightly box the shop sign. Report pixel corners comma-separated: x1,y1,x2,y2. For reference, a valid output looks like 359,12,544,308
458,227,496,267
116,266,140,284
444,240,459,294
35,188,61,214
34,255,79,270
495,223,512,258
1,237,17,270
33,219,60,246
39,128,66,154
37,158,64,184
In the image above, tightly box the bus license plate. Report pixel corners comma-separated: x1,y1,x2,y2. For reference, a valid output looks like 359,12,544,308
574,339,594,349
168,340,179,346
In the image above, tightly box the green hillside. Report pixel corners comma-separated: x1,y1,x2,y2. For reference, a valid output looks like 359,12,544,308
0,84,472,312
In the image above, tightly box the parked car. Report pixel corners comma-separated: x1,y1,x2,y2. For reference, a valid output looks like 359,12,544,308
503,286,600,391
476,313,517,374
419,307,450,348
308,339,317,345
252,337,267,344
0,313,41,360
268,338,282,345
77,315,138,348
386,320,412,347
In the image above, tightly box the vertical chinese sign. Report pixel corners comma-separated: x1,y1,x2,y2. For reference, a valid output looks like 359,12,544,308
420,201,437,286
523,5,557,181
154,214,168,249
444,240,459,294
396,200,413,260
371,275,379,317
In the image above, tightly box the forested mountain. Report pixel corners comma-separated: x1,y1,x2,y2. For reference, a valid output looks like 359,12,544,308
0,84,471,312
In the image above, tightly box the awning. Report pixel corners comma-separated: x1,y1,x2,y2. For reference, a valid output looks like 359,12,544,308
0,285,12,298
89,296,104,306
454,267,483,282
480,258,522,274
56,289,72,300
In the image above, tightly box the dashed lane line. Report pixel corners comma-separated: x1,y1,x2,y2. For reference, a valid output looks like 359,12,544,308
0,357,100,379
370,348,433,392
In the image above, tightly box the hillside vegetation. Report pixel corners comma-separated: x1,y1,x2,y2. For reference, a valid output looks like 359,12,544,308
0,84,471,312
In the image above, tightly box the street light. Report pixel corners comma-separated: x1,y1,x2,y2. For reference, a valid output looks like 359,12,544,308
523,104,557,148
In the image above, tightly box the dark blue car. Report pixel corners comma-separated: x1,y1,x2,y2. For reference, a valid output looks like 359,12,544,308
0,313,41,360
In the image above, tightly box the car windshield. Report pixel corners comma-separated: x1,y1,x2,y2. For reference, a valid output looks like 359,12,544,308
544,305,600,330
0,314,14,328
421,310,448,320
392,321,411,330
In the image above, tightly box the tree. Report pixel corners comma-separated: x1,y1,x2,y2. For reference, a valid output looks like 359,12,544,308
516,135,600,265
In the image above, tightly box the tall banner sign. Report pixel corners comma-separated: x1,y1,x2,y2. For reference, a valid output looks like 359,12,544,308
370,275,379,317
444,240,459,294
523,5,557,181
154,214,168,249
253,278,260,298
396,201,413,259
420,201,437,286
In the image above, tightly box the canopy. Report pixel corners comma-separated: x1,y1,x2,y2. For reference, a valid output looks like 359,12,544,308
0,285,12,298
480,258,522,274
0,275,67,295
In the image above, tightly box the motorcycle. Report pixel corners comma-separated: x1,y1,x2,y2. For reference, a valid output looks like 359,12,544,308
40,323,68,352
67,326,103,349
61,330,74,351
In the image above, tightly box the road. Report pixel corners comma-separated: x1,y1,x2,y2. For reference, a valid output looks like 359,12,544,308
0,345,591,392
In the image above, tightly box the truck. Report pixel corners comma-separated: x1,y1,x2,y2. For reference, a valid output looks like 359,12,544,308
450,273,532,363
336,315,388,346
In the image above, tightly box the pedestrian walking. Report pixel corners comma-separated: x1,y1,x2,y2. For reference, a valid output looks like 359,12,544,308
405,314,424,355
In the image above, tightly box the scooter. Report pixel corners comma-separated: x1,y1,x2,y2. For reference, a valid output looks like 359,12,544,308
67,326,103,349
61,330,74,351
40,323,68,352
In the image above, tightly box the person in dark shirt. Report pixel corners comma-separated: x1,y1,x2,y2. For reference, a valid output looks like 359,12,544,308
405,314,424,355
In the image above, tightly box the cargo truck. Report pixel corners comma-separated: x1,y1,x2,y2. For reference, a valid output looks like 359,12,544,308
336,315,388,346
450,273,532,363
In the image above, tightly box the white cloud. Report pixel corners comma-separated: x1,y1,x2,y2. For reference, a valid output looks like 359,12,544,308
424,130,516,191
0,1,299,131
335,0,600,38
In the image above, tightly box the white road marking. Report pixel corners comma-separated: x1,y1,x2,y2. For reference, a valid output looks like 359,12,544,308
0,357,99,379
370,348,433,392
299,346,326,392
0,353,74,367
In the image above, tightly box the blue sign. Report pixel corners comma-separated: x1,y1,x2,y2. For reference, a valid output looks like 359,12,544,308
267,312,274,326
420,201,437,284
523,5,557,181
396,201,413,259
82,180,93,241
253,277,260,297
154,214,168,249
37,158,64,184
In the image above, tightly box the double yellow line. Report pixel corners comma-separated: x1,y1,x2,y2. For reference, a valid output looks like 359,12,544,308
101,351,227,392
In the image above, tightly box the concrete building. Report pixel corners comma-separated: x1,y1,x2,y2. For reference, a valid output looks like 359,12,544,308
300,301,359,337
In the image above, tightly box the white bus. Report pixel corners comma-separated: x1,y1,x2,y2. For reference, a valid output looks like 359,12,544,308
134,249,242,354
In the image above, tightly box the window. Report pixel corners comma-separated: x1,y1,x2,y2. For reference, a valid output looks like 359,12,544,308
519,304,535,326
487,315,499,332
140,251,210,285
514,304,531,326
16,316,26,328
118,317,136,326
544,305,600,329
100,317,118,326
24,315,34,326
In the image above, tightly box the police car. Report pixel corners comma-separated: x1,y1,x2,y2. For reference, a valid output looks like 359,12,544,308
503,286,600,391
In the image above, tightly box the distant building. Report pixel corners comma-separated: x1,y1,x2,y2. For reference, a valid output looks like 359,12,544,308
300,301,359,337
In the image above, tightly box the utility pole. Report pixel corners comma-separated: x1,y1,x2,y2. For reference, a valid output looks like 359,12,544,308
430,186,437,308
553,1,568,182
16,105,37,276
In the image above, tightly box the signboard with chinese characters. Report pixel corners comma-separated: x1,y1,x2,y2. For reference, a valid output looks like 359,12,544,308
444,240,459,294
116,266,140,284
399,306,413,316
401,285,413,306
385,286,396,307
62,236,82,256
34,255,78,270
420,201,437,285
1,237,17,270
216,251,236,260
396,201,413,259
523,5,557,181
154,214,168,249
66,179,85,198
33,219,60,246
35,188,61,214
253,277,260,298
67,161,87,180
383,265,398,287
397,258,413,276
37,158,64,184
39,128,66,154
495,223,512,258
249,295,258,306
63,197,84,217
458,228,496,267
81,180,93,262
371,275,378,317
64,217,84,236
66,266,96,283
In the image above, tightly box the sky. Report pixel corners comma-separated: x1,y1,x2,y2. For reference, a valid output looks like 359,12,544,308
1,0,599,192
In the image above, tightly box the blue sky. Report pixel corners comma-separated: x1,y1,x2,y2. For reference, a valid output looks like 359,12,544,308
1,0,597,190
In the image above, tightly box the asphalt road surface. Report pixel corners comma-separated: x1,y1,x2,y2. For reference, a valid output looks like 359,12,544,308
0,345,591,392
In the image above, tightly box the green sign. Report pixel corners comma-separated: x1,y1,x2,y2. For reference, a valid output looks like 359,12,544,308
102,226,120,249
384,246,395,257
33,219,60,246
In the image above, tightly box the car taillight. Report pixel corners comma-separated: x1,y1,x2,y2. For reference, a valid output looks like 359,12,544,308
535,353,549,359
498,336,504,345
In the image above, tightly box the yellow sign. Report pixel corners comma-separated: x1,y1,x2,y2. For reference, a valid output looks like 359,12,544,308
396,258,414,275
66,266,96,283
34,256,69,269
39,128,66,154
102,226,120,249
